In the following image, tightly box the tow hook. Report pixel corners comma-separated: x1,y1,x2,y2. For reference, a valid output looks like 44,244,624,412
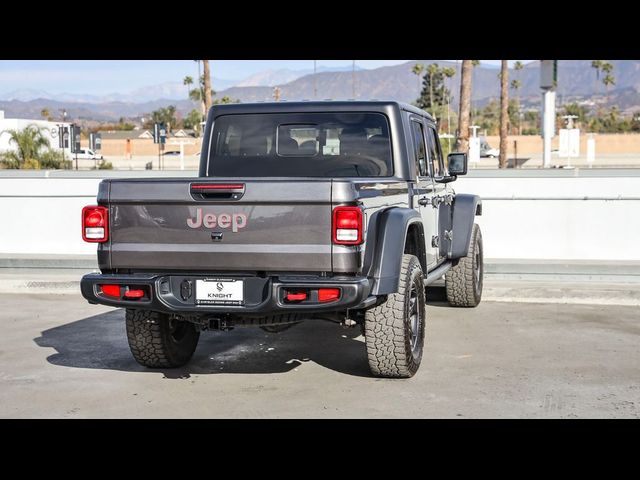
341,310,358,328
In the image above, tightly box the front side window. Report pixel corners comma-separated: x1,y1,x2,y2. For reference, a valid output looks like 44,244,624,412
208,112,393,177
426,127,444,177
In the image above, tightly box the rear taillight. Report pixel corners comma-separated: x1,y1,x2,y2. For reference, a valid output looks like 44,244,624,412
82,206,108,243
318,288,341,303
100,284,120,298
332,206,363,245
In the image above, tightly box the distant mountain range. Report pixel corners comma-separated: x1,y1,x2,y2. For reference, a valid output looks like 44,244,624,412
0,65,363,104
1,60,639,123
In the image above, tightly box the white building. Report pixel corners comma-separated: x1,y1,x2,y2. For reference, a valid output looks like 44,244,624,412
0,110,72,156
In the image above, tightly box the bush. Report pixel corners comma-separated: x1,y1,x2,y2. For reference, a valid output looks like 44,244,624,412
97,159,113,170
22,159,41,169
40,149,72,169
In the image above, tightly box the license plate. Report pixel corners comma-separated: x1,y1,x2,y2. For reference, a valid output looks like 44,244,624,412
195,279,244,305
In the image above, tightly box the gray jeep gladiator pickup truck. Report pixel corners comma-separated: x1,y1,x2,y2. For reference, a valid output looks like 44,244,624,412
81,101,483,378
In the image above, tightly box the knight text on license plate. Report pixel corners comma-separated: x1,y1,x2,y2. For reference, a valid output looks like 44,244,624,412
195,279,244,305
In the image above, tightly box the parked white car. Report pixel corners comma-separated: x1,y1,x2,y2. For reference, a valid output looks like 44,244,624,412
479,137,499,158
74,149,103,160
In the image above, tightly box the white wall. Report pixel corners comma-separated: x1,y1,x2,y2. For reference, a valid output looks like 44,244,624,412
0,178,100,255
0,117,73,155
454,176,640,261
1,175,639,261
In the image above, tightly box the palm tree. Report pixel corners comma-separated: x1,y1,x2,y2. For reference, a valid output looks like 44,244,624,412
510,79,522,134
1,124,50,169
442,67,456,137
183,76,193,100
202,60,212,114
591,60,603,96
499,61,509,169
412,63,425,94
601,62,615,106
457,60,473,153
40,108,51,121
511,61,524,135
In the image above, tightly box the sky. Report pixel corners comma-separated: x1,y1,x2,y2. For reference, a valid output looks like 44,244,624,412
0,60,532,95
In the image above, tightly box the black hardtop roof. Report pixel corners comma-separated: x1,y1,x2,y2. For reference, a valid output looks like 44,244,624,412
210,100,435,122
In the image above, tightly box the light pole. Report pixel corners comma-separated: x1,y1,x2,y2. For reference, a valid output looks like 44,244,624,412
313,60,317,99
540,60,557,168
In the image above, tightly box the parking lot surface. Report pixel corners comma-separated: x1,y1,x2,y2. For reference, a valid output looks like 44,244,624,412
0,293,638,418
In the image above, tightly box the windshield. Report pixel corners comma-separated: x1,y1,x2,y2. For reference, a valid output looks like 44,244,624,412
207,112,393,177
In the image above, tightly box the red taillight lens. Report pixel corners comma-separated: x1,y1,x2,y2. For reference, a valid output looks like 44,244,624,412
82,206,108,243
286,291,307,301
124,288,145,299
318,288,341,303
100,284,120,298
332,206,363,245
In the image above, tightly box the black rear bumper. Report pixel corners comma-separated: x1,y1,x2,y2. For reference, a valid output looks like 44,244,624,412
80,272,373,315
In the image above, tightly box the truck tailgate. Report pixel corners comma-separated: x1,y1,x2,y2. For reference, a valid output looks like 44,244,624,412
106,179,333,272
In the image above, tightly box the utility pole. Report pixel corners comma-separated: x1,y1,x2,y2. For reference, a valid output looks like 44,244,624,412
540,60,557,168
59,109,67,167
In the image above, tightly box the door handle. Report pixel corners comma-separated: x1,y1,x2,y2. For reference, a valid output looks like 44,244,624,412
418,197,431,206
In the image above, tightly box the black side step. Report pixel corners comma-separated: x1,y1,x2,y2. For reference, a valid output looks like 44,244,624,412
424,261,452,286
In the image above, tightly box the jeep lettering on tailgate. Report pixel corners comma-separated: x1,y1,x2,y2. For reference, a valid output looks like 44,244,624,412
187,208,247,232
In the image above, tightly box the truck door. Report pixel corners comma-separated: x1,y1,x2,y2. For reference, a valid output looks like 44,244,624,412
408,117,439,269
425,124,453,262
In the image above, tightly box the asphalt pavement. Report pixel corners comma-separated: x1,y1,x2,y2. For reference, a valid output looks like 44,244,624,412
0,293,638,418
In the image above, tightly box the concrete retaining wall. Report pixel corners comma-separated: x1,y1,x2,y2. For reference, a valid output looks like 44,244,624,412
1,171,639,261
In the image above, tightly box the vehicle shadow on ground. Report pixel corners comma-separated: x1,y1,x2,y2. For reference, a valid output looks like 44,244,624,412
426,287,451,308
33,309,373,379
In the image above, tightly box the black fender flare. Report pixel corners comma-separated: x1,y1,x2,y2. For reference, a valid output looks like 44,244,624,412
450,194,482,259
363,207,424,295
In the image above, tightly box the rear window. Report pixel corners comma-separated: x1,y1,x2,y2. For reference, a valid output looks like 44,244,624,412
208,112,393,177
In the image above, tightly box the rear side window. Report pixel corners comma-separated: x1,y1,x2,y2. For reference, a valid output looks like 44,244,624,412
208,112,393,177
410,120,428,177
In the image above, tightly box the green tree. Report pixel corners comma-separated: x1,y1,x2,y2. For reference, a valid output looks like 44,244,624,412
40,108,52,121
412,63,425,93
442,67,456,135
510,79,522,134
563,102,589,125
213,96,238,105
183,109,204,133
591,60,603,95
0,124,51,169
513,61,524,134
601,62,615,105
183,75,193,99
415,64,449,124
148,106,179,132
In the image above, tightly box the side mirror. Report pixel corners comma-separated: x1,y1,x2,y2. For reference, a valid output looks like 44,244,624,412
447,152,468,176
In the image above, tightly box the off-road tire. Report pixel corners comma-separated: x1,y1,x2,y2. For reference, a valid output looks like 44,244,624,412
445,223,483,307
364,254,426,378
125,309,200,368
